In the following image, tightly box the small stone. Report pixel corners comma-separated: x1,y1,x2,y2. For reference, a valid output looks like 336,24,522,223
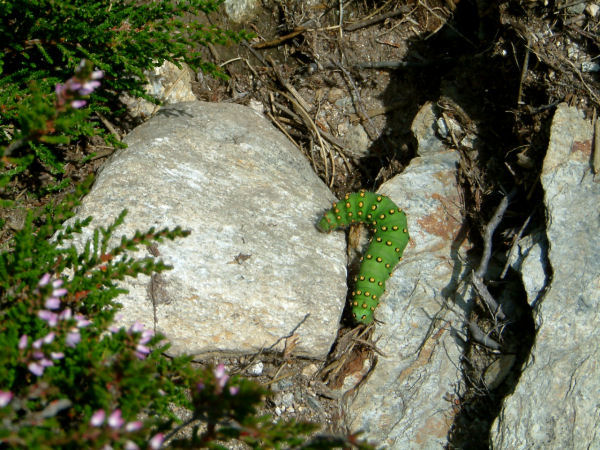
247,361,264,376
586,3,599,17
281,392,294,408
327,87,345,103
301,363,319,378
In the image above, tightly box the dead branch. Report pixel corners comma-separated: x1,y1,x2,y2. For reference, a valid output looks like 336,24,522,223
343,7,409,32
471,190,515,321
475,190,515,279
252,27,306,49
468,321,501,351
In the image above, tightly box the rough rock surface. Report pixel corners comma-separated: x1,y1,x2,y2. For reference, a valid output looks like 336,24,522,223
492,104,599,448
120,60,197,119
345,102,469,448
65,101,347,359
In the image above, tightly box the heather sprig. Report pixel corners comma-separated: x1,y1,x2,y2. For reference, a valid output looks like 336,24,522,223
0,189,364,448
0,0,252,195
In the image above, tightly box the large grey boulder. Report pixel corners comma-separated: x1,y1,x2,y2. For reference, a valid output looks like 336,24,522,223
345,102,469,448
65,101,347,360
492,104,599,448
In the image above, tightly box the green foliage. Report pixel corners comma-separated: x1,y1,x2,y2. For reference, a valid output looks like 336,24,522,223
0,182,364,448
0,0,251,194
0,2,370,447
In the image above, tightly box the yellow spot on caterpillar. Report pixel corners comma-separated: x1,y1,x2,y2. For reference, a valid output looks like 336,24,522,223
385,263,390,268
376,257,383,263
371,205,377,211
347,212,353,217
378,281,383,286
352,300,358,306
356,290,362,295
353,276,358,282
346,202,351,209
369,277,375,283
379,214,385,220
386,241,392,246
367,214,372,220
403,228,408,233
372,295,377,300
365,291,370,297
361,314,367,320
344,194,350,200
358,211,363,216
376,237,382,242
351,291,356,297
359,191,366,197
395,248,401,252
358,201,364,208
392,226,398,230
336,215,342,221
366,254,373,260
376,196,383,202
362,303,368,309
359,275,365,281
370,306,375,311
389,209,395,214
381,226,388,231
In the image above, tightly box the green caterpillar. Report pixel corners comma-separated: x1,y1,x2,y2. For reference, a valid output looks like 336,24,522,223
317,190,409,324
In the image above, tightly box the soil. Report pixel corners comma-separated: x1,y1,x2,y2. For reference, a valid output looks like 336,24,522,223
3,0,599,447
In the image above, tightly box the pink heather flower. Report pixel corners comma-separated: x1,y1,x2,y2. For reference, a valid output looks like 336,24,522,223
40,358,54,368
135,344,150,360
52,279,63,288
108,325,121,334
75,314,91,328
28,362,45,376
125,421,143,432
124,441,139,450
108,409,125,429
38,310,58,326
42,332,55,345
149,433,164,449
38,273,52,287
33,338,43,349
90,409,106,426
129,322,144,333
33,351,44,359
59,308,73,321
91,70,104,80
66,330,81,347
229,386,239,396
50,352,65,360
71,100,87,109
0,390,13,407
18,334,28,350
45,297,61,310
139,330,154,345
52,288,67,297
79,80,101,95
214,364,229,389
